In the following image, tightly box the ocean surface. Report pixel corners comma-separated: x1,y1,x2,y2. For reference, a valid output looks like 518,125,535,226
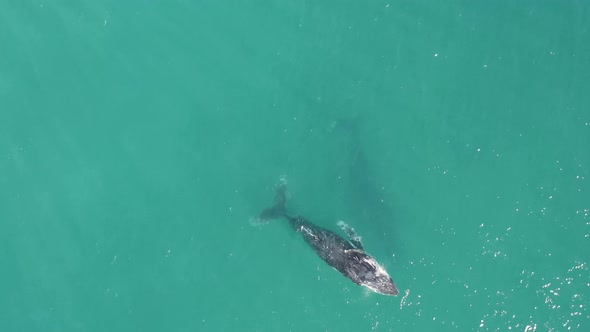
1,1,588,331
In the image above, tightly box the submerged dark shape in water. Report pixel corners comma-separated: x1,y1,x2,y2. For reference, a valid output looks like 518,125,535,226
330,116,397,242
257,179,398,296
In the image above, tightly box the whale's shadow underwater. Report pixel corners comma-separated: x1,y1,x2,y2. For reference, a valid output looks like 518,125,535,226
329,116,398,245
257,179,398,296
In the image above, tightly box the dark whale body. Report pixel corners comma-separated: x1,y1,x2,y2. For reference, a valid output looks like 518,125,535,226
258,180,398,296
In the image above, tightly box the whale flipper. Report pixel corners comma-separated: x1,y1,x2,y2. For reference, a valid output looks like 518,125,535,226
337,220,364,250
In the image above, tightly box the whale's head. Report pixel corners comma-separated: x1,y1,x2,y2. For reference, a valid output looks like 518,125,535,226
345,249,399,296
361,266,399,296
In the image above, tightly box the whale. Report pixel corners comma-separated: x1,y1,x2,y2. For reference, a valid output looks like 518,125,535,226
330,116,397,246
257,179,398,296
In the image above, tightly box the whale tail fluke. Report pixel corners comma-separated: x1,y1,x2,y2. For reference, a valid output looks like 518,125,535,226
257,177,288,221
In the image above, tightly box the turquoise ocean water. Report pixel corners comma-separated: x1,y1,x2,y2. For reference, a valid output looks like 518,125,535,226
1,1,589,331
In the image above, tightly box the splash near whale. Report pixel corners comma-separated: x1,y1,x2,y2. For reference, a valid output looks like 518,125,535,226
256,178,398,296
